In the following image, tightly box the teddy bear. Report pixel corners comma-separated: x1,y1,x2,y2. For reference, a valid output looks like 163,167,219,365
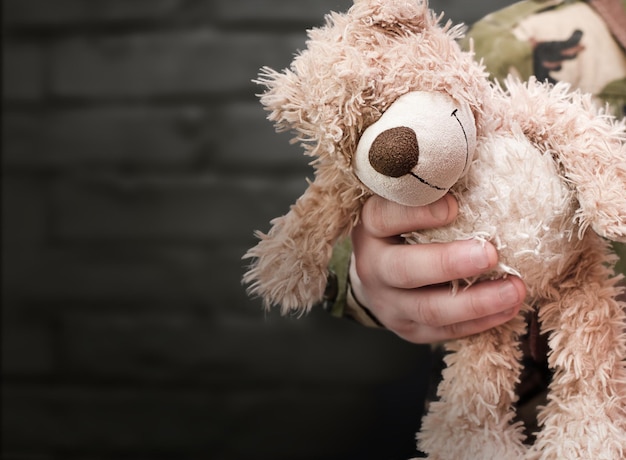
243,0,626,458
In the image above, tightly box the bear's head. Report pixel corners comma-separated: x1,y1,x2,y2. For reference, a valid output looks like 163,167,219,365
257,0,491,205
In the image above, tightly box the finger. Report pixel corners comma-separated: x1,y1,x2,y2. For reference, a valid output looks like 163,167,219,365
381,277,525,328
396,301,522,344
386,278,526,343
373,239,499,289
360,194,458,238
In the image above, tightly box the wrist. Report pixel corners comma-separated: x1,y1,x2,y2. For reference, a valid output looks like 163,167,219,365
345,258,384,328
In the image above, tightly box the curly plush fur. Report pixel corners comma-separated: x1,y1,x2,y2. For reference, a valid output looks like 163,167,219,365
243,0,626,458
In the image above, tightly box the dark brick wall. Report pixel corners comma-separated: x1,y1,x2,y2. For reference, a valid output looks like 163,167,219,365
2,1,515,459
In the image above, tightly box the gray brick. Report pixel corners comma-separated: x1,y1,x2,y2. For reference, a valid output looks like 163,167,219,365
215,0,353,23
51,31,307,98
5,243,252,312
217,102,312,172
0,454,53,460
59,303,426,385
2,384,226,453
1,315,55,376
1,0,522,31
2,0,190,27
2,384,375,457
50,173,308,242
2,0,355,29
197,243,258,309
2,42,45,101
2,176,49,291
222,388,375,459
3,103,312,173
1,176,55,378
1,175,48,245
7,246,204,306
3,106,214,170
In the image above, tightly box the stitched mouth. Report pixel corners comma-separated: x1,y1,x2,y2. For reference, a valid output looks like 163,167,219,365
408,108,470,192
409,172,447,190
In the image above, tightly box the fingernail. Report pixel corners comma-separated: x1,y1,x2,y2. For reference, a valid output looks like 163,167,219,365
499,280,520,305
470,243,490,269
428,197,449,221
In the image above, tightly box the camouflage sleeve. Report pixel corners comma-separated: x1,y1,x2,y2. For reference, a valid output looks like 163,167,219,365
323,237,352,318
324,237,383,327
458,0,560,83
461,20,533,84
613,242,626,283
597,77,626,119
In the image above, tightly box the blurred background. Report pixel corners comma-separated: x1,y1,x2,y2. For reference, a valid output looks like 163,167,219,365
2,1,515,459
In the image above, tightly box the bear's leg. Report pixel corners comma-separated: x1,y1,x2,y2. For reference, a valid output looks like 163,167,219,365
529,255,626,459
417,314,528,460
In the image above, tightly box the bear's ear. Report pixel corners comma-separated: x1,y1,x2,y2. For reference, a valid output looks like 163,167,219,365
351,0,434,37
252,0,434,135
254,66,309,138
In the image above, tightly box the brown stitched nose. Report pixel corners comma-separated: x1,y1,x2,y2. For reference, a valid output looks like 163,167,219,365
369,126,419,177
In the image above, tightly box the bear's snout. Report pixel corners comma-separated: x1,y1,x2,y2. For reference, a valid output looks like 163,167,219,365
354,91,477,207
369,126,420,178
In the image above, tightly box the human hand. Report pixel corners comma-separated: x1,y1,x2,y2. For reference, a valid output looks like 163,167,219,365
349,194,526,344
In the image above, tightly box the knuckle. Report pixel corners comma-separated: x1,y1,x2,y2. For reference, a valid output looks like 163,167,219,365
443,321,468,340
361,197,391,237
383,251,414,287
438,248,463,280
412,297,444,327
466,292,490,319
